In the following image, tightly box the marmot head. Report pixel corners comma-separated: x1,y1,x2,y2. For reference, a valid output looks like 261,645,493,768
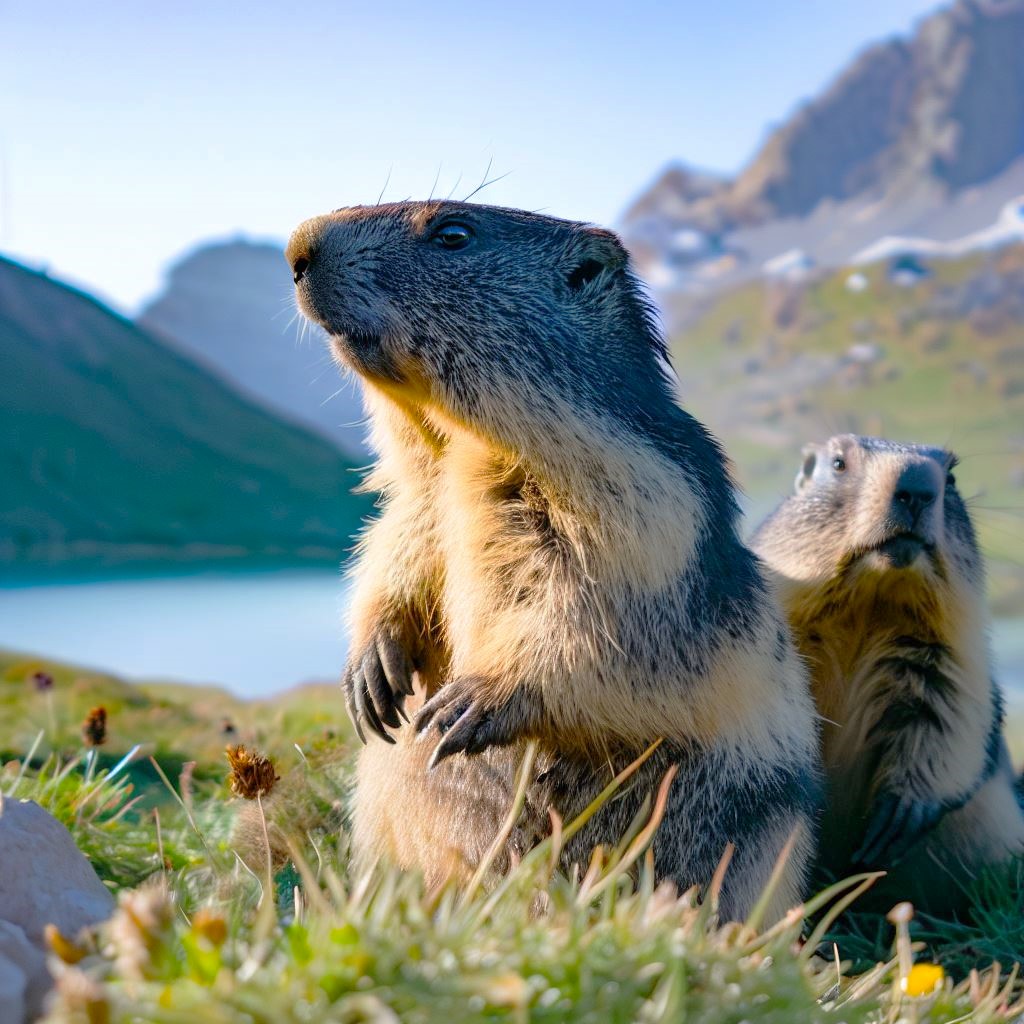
285,201,674,443
754,434,981,599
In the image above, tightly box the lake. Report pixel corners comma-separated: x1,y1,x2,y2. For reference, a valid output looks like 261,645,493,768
0,568,352,696
0,568,1021,702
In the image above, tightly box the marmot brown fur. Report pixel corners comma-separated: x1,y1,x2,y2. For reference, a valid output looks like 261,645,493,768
753,434,1024,914
286,201,821,920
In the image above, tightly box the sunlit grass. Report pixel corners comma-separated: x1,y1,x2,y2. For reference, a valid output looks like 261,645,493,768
4,652,1024,1022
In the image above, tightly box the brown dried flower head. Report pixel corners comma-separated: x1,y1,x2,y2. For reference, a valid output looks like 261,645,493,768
225,744,279,800
45,923,88,964
887,901,914,925
32,670,55,693
82,706,108,747
53,965,110,1024
109,882,175,982
191,907,228,947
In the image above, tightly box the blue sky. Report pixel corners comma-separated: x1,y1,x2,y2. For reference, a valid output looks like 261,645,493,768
1,0,941,311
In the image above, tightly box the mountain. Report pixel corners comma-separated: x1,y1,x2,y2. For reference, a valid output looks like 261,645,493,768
138,239,368,458
0,256,370,568
725,0,1024,224
622,0,1024,297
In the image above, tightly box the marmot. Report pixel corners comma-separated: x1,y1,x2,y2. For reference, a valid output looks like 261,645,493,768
286,201,821,920
753,434,1024,914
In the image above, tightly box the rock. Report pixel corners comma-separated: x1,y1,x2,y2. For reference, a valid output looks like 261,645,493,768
0,951,27,1024
0,796,115,946
0,794,116,1019
0,921,49,1023
0,796,116,1021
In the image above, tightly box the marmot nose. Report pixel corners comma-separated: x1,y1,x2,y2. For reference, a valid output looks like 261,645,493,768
892,463,938,525
291,256,310,284
287,215,338,286
285,225,321,285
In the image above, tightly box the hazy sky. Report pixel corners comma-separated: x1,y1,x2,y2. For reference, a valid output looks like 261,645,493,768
1,0,941,312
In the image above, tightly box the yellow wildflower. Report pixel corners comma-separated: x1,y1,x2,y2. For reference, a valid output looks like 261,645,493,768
901,962,945,996
479,972,529,1008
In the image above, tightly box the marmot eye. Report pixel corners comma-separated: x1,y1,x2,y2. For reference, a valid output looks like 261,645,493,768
431,223,473,250
832,456,846,472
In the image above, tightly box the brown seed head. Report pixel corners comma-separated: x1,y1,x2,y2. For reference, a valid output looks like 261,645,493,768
32,670,55,693
53,966,111,1024
45,923,88,964
887,901,914,925
191,907,228,947
82,706,108,747
225,744,279,800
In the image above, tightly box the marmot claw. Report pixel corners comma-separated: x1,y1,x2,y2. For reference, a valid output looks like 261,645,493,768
342,631,415,744
415,678,524,768
853,792,944,867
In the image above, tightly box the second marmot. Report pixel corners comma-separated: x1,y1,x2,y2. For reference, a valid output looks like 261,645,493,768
754,434,1024,914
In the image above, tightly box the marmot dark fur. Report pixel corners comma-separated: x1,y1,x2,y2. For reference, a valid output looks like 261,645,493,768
286,201,821,920
753,434,1024,914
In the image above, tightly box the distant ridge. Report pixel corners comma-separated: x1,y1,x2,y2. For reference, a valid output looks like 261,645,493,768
622,0,1024,295
139,239,368,458
0,255,370,568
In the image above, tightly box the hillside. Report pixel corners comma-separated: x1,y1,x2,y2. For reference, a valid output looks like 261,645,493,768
667,243,1024,614
0,256,369,568
0,647,342,780
138,239,368,458
622,0,1024,294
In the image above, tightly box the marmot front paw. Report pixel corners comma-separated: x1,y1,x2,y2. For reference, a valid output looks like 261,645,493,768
852,791,944,867
342,630,416,743
414,677,530,768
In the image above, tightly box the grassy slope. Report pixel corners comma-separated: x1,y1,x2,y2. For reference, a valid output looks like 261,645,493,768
4,649,1024,1022
0,648,346,784
668,244,1024,614
0,256,370,566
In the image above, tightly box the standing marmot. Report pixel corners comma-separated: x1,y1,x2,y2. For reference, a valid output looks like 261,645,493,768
286,201,821,920
753,434,1024,914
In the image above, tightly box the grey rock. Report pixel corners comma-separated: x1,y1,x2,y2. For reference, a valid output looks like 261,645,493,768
0,921,49,1023
0,795,114,945
0,796,116,1022
0,951,27,1024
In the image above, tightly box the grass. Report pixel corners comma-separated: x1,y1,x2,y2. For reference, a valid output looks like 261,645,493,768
0,648,342,792
3,652,1024,1023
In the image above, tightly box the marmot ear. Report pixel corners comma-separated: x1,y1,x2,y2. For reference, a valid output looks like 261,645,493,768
795,444,819,492
567,227,628,291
